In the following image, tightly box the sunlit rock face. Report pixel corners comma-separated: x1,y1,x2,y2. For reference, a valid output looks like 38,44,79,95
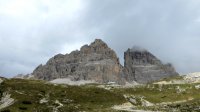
32,39,125,84
32,39,178,84
124,47,179,83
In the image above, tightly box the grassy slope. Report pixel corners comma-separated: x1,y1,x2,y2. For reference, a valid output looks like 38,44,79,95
113,83,200,111
156,75,184,82
115,84,200,103
0,79,125,112
1,78,200,112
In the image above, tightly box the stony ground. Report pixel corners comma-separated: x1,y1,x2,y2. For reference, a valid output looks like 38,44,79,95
1,77,200,112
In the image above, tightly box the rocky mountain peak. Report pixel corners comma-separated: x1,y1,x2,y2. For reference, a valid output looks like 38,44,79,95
91,39,108,47
32,39,178,84
124,47,178,83
125,47,161,65
32,39,124,84
89,39,110,52
80,39,118,62
80,39,107,51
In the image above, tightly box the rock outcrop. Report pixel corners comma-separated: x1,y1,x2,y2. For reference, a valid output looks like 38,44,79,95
184,72,200,83
32,39,125,84
124,47,179,83
32,39,178,84
0,92,15,110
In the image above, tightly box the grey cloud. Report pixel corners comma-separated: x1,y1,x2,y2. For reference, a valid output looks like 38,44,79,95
0,0,90,77
81,0,200,74
1,0,200,77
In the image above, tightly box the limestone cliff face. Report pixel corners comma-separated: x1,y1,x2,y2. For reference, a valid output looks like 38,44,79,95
32,39,125,84
124,47,179,83
32,39,179,84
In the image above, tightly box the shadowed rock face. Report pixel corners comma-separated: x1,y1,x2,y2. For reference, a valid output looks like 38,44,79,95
124,47,179,83
32,39,178,84
32,39,125,84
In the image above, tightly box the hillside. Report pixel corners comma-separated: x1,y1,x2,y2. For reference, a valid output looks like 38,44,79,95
1,77,200,112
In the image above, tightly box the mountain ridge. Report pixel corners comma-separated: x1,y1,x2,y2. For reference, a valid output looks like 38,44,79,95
31,39,178,84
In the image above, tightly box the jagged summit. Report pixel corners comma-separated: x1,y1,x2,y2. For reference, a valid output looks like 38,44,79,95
90,39,108,48
81,39,108,52
124,48,178,83
32,39,178,84
125,47,161,65
32,39,124,84
79,39,118,61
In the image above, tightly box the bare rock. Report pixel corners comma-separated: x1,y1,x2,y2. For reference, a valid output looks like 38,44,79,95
50,78,96,85
184,72,200,83
124,47,179,83
32,39,125,84
32,40,178,85
0,92,15,110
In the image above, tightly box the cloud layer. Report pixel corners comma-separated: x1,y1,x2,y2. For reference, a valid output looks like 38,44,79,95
0,0,200,77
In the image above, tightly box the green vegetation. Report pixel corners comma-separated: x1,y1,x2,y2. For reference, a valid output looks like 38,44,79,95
0,79,125,112
1,78,200,112
155,75,184,82
114,84,200,103
112,83,200,111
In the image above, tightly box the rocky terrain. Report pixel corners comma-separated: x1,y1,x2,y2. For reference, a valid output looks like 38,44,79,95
1,77,200,112
124,47,178,83
32,39,178,84
184,72,200,83
50,78,96,86
32,39,125,84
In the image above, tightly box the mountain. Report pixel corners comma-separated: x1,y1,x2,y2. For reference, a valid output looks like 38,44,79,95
32,39,178,84
124,47,178,83
32,39,125,84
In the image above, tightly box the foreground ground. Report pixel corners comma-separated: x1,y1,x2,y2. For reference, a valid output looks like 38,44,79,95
1,77,200,112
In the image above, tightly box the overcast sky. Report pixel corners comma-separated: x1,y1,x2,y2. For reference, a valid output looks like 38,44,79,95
1,0,200,77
